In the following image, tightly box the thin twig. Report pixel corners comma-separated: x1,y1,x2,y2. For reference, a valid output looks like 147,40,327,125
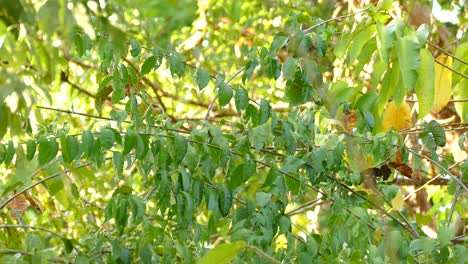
0,225,68,241
36,105,190,134
427,42,468,65
305,6,372,32
286,198,322,216
435,59,468,79
404,160,464,201
0,249,65,263
407,149,467,192
245,245,281,264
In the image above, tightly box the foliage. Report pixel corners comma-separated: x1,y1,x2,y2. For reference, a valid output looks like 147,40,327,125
0,0,467,263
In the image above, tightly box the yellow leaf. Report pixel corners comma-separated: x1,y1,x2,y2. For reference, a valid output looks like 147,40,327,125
432,55,452,113
391,190,404,211
382,101,411,132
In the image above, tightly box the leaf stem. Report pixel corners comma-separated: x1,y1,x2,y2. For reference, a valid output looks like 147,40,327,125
305,6,372,32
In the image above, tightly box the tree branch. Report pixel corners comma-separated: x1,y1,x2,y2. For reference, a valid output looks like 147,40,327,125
427,42,468,65
435,59,468,79
245,245,281,264
305,6,372,32
407,148,467,192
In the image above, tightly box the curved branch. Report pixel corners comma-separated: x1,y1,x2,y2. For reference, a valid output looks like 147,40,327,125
407,149,467,192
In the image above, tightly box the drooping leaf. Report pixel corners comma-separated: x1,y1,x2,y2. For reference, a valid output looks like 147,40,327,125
453,79,467,122
382,101,411,132
129,39,141,57
169,53,186,78
235,88,249,113
259,98,270,125
38,136,58,165
346,25,376,65
198,241,246,264
113,151,124,178
432,55,453,113
282,57,297,81
140,56,156,75
397,35,421,92
218,83,233,107
195,68,210,90
269,35,288,55
26,139,36,161
376,21,396,64
173,134,188,164
3,140,15,166
377,60,400,114
415,48,435,118
99,128,115,150
218,185,232,217
255,192,272,207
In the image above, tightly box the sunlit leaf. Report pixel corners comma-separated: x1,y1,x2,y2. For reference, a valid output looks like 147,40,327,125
415,49,435,118
382,101,411,132
140,56,156,75
431,55,453,113
397,35,421,92
198,241,246,264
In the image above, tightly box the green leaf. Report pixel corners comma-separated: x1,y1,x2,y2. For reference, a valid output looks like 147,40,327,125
195,68,210,90
453,79,468,122
4,140,15,166
415,24,430,46
81,130,94,158
129,39,141,57
99,128,115,150
169,53,186,78
26,139,36,161
377,61,400,114
259,98,270,125
415,48,435,118
98,76,114,93
397,35,421,92
242,59,258,83
315,33,327,56
62,238,74,254
376,21,396,64
0,102,8,141
218,185,232,217
346,25,376,64
173,134,188,164
279,215,291,234
38,136,58,165
198,241,246,264
123,130,137,155
262,165,278,189
135,134,149,160
218,83,233,107
421,120,446,149
269,35,288,55
255,192,272,207
113,151,124,178
61,135,80,164
282,57,297,81
140,56,156,75
235,88,249,113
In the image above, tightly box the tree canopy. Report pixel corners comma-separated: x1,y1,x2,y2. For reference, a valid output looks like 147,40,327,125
0,0,467,263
